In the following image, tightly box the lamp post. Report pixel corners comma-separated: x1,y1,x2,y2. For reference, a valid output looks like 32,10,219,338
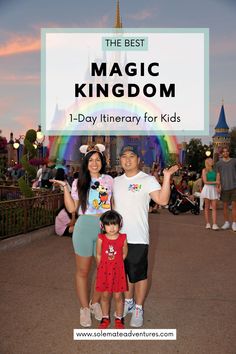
36,125,45,159
13,135,24,163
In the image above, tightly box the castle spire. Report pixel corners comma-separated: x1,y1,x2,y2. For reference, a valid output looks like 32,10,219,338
114,0,122,28
212,102,230,160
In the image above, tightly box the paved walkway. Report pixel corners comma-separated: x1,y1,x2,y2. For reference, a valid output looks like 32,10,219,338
0,210,236,354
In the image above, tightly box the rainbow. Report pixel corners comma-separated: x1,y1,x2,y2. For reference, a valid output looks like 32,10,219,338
48,96,179,165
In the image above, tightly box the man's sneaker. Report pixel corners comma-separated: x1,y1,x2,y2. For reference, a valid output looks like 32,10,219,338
232,222,236,232
221,221,230,230
205,223,211,229
89,300,102,321
115,317,125,329
99,317,110,329
123,299,135,317
212,224,219,231
80,307,91,327
130,306,144,327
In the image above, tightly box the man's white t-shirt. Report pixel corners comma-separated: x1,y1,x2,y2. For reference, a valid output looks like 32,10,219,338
113,171,161,244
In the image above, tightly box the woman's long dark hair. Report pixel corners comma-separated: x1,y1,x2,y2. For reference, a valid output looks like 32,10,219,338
77,151,106,214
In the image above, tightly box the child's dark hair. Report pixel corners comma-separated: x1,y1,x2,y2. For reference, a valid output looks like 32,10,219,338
100,210,123,230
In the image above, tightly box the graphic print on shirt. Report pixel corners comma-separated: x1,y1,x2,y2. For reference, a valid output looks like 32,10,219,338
91,180,110,210
128,183,142,192
105,244,117,260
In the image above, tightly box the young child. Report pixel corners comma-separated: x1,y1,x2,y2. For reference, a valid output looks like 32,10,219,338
96,210,128,329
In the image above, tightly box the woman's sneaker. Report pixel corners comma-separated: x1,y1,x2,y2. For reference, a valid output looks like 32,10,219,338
115,317,125,329
212,224,219,230
99,317,110,329
80,307,91,327
221,221,230,230
130,306,144,327
205,223,211,229
123,299,135,317
89,300,102,321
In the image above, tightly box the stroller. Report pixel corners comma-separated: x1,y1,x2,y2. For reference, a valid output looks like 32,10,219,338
168,185,200,215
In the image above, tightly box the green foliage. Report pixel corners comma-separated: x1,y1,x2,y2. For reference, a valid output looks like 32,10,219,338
25,129,37,143
185,139,212,173
18,176,34,198
18,129,37,197
229,127,236,157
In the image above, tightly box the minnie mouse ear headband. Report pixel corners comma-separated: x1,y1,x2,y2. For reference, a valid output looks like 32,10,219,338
79,144,105,156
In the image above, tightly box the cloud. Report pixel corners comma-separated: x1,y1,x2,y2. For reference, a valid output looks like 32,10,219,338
12,111,39,135
0,34,40,57
81,15,109,28
211,35,236,56
0,73,39,84
127,9,153,21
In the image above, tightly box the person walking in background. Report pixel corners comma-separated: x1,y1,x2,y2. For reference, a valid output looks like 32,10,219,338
113,145,178,327
200,158,219,230
50,144,113,327
216,147,236,232
96,210,128,329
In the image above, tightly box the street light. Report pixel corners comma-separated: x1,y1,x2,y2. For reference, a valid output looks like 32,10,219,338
13,140,20,150
36,125,45,158
205,150,211,157
13,135,24,163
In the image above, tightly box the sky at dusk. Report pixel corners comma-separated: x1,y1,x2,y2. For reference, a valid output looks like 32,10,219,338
0,0,235,144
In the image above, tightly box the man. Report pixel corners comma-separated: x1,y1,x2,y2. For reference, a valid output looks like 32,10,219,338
113,146,178,327
216,147,236,231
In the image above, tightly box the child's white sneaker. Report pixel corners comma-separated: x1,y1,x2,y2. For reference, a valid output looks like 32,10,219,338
212,224,219,231
205,223,211,229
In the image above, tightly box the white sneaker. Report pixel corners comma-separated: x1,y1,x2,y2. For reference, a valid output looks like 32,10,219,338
212,224,219,230
232,222,236,232
80,307,91,327
123,299,135,317
89,300,102,321
130,306,144,327
205,223,211,229
221,221,230,230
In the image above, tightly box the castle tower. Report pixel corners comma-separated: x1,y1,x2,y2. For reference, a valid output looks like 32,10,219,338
114,0,122,28
212,102,230,161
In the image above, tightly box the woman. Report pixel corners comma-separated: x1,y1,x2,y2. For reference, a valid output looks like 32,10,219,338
200,158,219,230
51,144,113,327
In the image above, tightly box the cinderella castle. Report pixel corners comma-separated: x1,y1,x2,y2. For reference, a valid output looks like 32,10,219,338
48,1,231,169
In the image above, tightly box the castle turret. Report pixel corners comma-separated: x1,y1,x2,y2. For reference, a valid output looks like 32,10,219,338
213,102,230,161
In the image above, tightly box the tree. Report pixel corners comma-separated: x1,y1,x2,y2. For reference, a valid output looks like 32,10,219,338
18,129,37,197
229,127,236,157
185,138,212,173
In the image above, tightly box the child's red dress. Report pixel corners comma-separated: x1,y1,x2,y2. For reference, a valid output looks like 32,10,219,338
96,233,128,292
